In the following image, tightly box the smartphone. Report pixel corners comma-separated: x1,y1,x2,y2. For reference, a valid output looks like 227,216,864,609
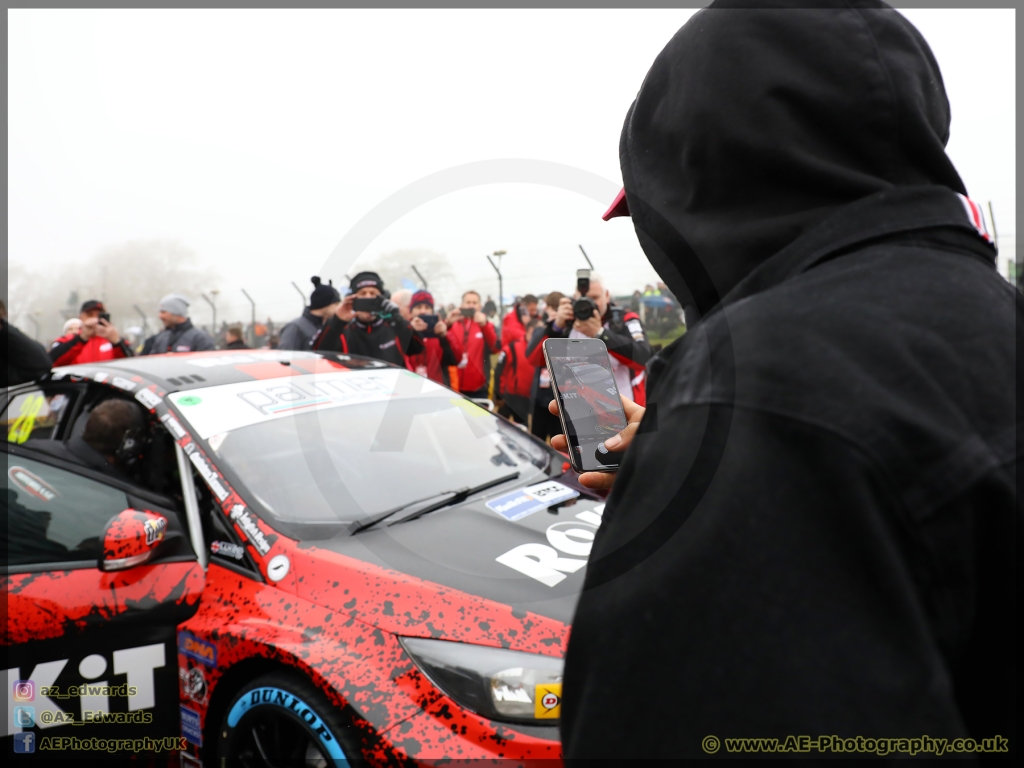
417,314,439,338
543,337,628,473
459,307,479,320
98,312,111,322
352,296,383,313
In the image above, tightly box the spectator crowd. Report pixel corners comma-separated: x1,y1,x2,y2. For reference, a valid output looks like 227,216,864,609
3,272,683,442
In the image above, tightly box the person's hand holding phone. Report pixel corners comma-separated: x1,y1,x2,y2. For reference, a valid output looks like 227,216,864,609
95,318,121,344
549,394,646,490
336,295,355,322
434,319,448,337
410,316,428,333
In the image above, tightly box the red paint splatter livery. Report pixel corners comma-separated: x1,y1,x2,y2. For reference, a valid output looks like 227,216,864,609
11,353,577,764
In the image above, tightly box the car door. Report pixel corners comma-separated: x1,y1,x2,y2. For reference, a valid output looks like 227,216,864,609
2,440,205,760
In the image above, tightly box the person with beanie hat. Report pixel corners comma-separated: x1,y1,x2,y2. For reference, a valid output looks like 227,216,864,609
49,299,134,366
405,290,462,385
279,276,342,350
143,293,215,354
556,1,1015,758
312,271,423,365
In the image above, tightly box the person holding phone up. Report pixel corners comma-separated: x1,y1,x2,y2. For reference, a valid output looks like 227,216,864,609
49,299,134,365
405,290,460,385
312,271,423,365
447,290,498,399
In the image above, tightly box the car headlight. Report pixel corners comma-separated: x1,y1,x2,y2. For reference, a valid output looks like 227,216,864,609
399,637,564,726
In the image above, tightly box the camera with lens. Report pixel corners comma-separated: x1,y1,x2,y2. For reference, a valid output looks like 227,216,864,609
572,269,598,321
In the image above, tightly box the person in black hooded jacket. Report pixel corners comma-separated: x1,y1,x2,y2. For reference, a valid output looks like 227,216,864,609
557,1,1018,759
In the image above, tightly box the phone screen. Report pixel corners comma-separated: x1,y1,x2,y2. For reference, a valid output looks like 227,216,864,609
544,337,628,472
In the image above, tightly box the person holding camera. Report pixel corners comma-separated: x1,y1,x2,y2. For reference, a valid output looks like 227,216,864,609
526,272,652,404
405,290,461,385
448,290,499,399
49,299,135,366
312,271,423,365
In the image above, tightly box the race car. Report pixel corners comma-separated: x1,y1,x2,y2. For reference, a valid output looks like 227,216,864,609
2,350,605,765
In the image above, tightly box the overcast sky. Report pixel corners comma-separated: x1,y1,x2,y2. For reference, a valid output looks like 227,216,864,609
8,8,1016,324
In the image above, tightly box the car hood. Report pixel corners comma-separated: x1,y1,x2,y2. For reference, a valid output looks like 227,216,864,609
295,474,604,628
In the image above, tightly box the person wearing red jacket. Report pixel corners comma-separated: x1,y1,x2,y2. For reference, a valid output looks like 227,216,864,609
497,295,539,423
49,300,134,367
448,290,498,399
405,290,461,386
526,274,651,405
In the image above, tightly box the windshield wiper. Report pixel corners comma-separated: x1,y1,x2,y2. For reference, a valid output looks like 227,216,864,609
349,471,520,534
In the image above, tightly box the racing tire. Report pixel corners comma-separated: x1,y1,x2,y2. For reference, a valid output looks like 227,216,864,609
216,671,363,768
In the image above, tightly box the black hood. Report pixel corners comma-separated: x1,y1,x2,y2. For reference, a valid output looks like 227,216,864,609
620,0,966,319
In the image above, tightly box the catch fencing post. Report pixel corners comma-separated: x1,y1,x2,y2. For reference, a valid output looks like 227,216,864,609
241,289,256,347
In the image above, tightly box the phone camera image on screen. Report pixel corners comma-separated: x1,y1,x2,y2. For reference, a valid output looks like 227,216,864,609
544,338,628,472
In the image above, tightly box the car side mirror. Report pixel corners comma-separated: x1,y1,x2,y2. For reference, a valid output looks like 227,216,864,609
99,508,169,571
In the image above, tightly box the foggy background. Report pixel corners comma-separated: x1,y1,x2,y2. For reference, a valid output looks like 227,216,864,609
7,8,1015,343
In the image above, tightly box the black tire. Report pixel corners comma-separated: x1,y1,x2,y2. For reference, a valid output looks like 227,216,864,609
216,671,362,768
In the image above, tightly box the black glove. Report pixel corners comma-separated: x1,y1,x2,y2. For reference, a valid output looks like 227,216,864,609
379,299,400,316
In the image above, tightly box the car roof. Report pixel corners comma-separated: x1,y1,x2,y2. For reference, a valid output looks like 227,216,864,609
50,350,395,393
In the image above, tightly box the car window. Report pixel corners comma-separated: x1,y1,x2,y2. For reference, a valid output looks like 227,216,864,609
2,455,130,568
168,370,557,537
5,388,76,444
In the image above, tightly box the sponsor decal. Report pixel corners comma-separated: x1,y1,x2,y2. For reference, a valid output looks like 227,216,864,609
179,666,208,706
110,376,136,391
175,345,191,353
3,643,166,737
495,504,604,587
160,412,187,439
226,687,344,762
378,339,397,350
266,554,290,582
8,466,58,502
92,372,109,383
534,683,562,719
229,504,273,556
143,517,167,546
486,480,579,522
136,388,163,410
180,705,202,747
206,432,227,452
99,342,113,353
210,540,245,560
188,451,230,501
177,631,217,668
168,369,437,439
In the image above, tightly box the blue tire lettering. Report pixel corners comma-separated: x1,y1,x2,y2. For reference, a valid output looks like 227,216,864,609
226,686,349,766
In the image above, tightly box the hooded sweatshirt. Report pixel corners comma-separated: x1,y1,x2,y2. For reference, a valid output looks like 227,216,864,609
561,1,1017,758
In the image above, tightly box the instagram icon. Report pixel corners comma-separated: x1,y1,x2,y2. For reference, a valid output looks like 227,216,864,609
13,680,34,701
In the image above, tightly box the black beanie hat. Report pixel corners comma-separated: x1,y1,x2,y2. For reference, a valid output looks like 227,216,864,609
350,271,384,293
309,276,341,310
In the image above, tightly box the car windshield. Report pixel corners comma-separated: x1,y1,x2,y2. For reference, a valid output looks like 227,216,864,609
167,370,554,538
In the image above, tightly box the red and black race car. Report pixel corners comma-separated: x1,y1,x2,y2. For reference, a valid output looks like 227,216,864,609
2,350,605,765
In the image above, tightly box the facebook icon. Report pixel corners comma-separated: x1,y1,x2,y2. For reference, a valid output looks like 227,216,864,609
13,732,35,753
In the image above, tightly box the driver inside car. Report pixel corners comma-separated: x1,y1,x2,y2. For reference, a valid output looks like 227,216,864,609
29,399,147,482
